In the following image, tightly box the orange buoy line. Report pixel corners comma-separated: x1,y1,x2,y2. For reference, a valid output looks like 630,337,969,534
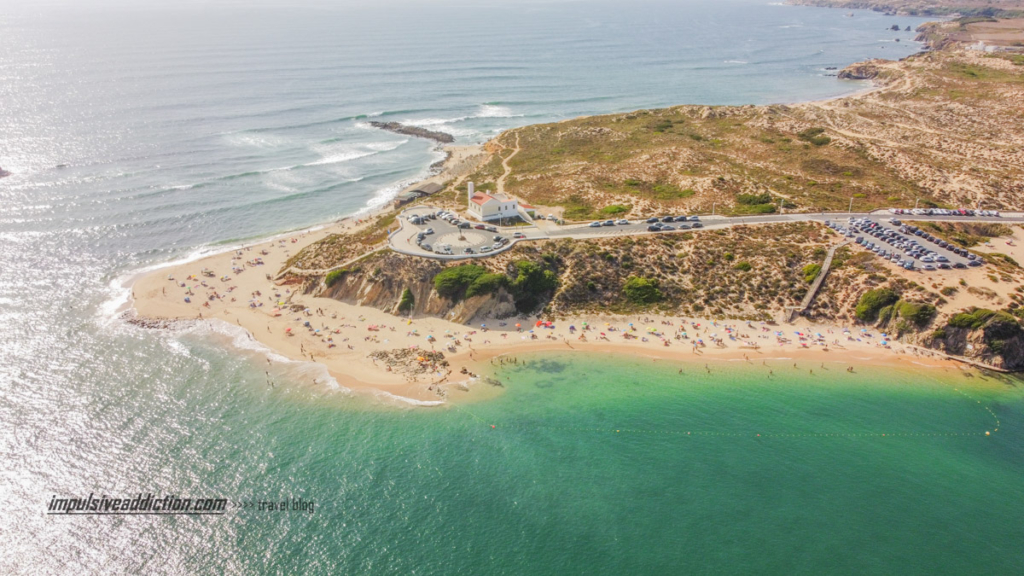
482,423,993,439
482,388,1003,439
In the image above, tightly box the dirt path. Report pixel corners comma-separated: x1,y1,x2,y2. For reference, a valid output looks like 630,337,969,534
496,132,521,196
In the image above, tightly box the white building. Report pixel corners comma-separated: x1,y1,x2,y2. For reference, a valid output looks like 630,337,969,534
466,181,519,222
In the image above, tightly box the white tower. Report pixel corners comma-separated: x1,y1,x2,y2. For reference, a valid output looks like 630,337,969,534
467,181,475,205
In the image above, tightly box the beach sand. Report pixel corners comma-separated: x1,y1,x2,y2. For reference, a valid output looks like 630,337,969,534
131,226,962,405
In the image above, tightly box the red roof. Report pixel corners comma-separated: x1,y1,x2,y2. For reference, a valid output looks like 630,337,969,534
470,193,496,206
520,203,535,209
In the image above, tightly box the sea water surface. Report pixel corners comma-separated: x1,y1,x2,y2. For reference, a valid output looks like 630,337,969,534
6,0,1022,573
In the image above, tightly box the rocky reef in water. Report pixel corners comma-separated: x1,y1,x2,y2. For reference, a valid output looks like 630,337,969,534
369,122,455,144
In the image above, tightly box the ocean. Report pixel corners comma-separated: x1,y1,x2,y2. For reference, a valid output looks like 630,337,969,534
6,0,1022,573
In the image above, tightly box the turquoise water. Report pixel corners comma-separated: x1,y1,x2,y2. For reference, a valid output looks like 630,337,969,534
10,349,1024,573
7,0,1018,573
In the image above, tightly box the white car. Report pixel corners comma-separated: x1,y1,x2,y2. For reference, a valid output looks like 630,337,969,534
589,222,602,228
616,219,629,225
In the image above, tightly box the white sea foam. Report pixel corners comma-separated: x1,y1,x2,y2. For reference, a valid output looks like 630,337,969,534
475,104,520,118
305,150,377,166
724,60,748,64
196,319,350,392
373,390,446,407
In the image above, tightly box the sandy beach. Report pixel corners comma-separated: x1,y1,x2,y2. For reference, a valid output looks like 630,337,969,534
130,171,966,405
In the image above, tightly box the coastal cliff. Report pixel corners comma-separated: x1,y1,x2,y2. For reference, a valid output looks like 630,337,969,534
369,121,455,144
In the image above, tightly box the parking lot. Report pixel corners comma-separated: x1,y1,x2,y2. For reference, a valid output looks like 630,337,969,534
392,207,535,259
830,216,981,271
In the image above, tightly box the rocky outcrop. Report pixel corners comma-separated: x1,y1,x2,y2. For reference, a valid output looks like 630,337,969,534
0,166,9,178
838,61,882,80
369,122,455,144
925,310,1024,371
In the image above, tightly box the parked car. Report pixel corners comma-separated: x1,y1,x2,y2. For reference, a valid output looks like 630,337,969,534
481,246,493,253
513,232,526,239
646,217,660,224
474,224,486,230
691,222,703,228
616,219,629,225
589,222,602,228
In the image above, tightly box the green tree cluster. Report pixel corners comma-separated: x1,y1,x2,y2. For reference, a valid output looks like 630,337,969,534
623,276,663,305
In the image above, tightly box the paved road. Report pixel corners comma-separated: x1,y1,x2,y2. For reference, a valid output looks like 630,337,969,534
390,206,1024,270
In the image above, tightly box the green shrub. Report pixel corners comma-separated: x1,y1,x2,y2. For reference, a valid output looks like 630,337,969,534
797,127,831,146
325,269,349,287
855,288,899,322
736,192,772,205
466,273,507,299
510,260,558,312
802,263,822,283
733,262,752,272
434,265,487,300
623,276,663,305
600,204,630,215
948,308,997,329
931,328,947,339
397,288,415,313
733,203,777,215
940,286,958,297
898,301,937,327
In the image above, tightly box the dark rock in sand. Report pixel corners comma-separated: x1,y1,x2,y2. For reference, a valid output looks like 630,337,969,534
838,62,881,81
0,166,10,178
369,122,455,144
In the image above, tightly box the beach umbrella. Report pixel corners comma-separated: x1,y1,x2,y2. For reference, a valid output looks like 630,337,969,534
515,323,521,328
285,327,292,332
481,324,487,328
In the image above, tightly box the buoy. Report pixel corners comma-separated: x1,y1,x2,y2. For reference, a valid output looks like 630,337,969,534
985,431,990,436
491,425,495,429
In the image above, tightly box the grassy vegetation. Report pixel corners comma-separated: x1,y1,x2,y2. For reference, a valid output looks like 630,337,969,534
797,127,832,147
803,263,822,283
433,265,491,300
855,288,899,322
464,99,928,216
325,268,353,287
623,276,663,304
